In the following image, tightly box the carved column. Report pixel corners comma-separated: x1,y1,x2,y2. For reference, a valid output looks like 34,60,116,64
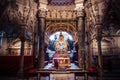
86,32,91,69
94,1,104,79
19,24,26,78
76,8,85,69
37,9,46,69
85,1,93,69
32,26,38,67
95,22,103,78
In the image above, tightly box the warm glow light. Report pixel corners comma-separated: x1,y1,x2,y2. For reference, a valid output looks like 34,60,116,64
49,31,73,40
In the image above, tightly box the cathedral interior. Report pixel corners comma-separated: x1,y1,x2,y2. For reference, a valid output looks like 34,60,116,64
0,0,120,80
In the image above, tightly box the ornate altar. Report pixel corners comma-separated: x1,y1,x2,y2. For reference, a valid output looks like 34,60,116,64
52,32,70,69
52,53,70,69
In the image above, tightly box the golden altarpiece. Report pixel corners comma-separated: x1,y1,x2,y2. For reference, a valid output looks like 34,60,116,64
52,32,70,69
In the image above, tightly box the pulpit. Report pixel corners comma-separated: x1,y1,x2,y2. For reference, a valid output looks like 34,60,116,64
52,53,70,69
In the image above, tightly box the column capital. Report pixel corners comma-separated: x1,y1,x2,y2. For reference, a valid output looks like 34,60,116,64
38,8,47,18
76,7,85,18
85,2,92,9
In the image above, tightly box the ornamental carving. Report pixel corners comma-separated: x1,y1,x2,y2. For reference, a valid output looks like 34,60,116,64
76,7,84,17
38,8,47,18
46,10,76,19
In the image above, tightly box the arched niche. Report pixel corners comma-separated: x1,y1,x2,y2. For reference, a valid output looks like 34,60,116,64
45,22,78,45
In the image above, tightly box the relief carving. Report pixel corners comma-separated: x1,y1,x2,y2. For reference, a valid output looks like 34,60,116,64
76,7,84,18
46,10,76,19
38,8,47,18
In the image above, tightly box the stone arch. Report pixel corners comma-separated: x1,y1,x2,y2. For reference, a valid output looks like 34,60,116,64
46,22,77,34
45,22,78,45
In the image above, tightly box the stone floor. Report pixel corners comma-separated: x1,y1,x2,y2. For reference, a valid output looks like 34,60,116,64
44,63,80,69
0,68,120,80
50,73,75,80
1,76,120,80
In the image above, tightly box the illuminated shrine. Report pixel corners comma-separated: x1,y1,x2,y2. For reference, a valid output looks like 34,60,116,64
0,0,120,80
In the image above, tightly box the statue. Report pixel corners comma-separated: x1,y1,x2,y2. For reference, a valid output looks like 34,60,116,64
53,32,70,69
54,32,68,54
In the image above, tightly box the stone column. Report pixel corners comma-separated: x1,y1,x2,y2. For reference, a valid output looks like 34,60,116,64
32,29,38,67
94,1,104,79
95,22,103,78
76,8,85,69
86,32,91,69
37,8,46,69
19,24,26,78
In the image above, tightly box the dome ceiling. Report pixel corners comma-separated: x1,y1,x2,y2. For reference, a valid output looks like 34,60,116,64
48,0,75,6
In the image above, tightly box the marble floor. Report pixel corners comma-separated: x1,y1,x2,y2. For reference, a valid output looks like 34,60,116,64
1,71,120,80
50,73,75,80
44,63,80,69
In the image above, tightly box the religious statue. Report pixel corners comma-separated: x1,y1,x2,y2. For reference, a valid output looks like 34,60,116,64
53,32,70,69
54,32,68,54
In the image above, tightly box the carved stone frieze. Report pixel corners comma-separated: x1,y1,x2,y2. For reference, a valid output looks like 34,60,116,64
46,10,76,19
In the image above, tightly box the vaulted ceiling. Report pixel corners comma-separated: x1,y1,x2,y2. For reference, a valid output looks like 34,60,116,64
0,0,120,33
